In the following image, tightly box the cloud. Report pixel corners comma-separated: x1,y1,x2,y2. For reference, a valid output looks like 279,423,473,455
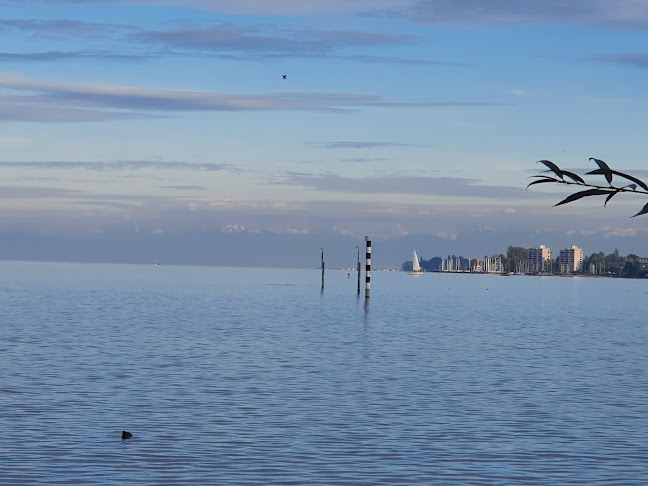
0,160,236,172
14,0,648,26
0,18,126,36
596,52,648,68
312,141,422,149
0,184,193,213
0,72,501,122
602,226,638,237
133,23,411,59
0,19,153,62
340,157,390,164
6,0,648,28
224,223,247,232
159,185,208,190
3,0,413,15
67,199,143,210
0,185,85,198
403,0,648,28
0,51,152,62
271,171,550,199
436,231,457,240
0,17,453,65
181,0,410,15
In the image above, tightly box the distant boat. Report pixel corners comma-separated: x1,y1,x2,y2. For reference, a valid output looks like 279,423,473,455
408,250,423,275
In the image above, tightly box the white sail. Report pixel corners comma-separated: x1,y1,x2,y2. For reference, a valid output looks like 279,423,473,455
412,250,421,272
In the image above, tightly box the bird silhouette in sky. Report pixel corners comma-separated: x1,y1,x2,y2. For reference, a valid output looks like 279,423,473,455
282,74,287,79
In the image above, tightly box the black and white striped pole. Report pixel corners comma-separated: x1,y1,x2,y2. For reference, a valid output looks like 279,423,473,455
365,236,371,299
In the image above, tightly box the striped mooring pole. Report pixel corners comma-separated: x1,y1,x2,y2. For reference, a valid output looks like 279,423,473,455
356,245,361,295
365,236,371,299
321,248,325,291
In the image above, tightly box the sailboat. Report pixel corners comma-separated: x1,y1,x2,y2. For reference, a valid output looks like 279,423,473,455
408,250,423,275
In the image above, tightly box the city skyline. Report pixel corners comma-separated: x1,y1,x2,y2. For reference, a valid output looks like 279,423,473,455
1,1,648,267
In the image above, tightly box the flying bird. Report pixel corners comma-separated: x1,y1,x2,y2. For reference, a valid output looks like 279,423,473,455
282,74,287,79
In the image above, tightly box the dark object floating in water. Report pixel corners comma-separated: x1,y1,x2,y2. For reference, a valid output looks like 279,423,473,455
121,431,132,440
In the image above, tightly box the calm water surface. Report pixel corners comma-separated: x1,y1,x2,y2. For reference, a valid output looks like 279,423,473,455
0,262,647,484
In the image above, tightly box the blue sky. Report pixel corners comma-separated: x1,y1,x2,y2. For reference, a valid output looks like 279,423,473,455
1,0,648,267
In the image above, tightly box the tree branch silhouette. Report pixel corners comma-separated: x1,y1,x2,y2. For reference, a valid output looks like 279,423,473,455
528,157,648,217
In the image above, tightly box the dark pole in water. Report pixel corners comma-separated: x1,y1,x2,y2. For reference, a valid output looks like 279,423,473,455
356,245,361,294
365,236,371,299
321,248,325,291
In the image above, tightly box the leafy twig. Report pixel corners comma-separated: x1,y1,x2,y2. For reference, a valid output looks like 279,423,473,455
528,158,648,217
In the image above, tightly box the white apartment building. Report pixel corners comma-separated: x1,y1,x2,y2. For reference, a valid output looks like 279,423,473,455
528,245,551,273
558,245,584,273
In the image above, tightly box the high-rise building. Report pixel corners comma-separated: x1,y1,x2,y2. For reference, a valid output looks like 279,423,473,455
528,245,551,273
558,245,583,273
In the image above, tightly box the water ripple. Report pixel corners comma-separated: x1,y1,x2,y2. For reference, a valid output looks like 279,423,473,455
0,264,647,484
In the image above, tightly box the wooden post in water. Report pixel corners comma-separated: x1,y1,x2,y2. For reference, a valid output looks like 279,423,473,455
356,245,361,295
321,248,325,291
365,236,371,299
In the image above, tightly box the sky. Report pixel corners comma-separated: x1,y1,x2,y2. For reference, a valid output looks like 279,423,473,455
1,0,648,268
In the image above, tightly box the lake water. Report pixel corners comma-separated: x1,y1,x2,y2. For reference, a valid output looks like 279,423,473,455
1,261,647,485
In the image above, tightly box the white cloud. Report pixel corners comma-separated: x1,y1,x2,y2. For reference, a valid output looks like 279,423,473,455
333,226,358,237
436,231,457,240
603,226,638,237
0,72,451,122
224,223,246,232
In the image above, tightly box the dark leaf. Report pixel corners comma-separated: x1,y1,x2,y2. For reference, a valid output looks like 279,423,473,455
589,157,613,184
590,157,611,171
610,170,648,191
631,203,648,218
586,169,648,191
554,188,613,207
586,168,605,175
527,178,558,189
528,174,560,181
604,190,619,207
537,160,563,179
560,170,585,184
